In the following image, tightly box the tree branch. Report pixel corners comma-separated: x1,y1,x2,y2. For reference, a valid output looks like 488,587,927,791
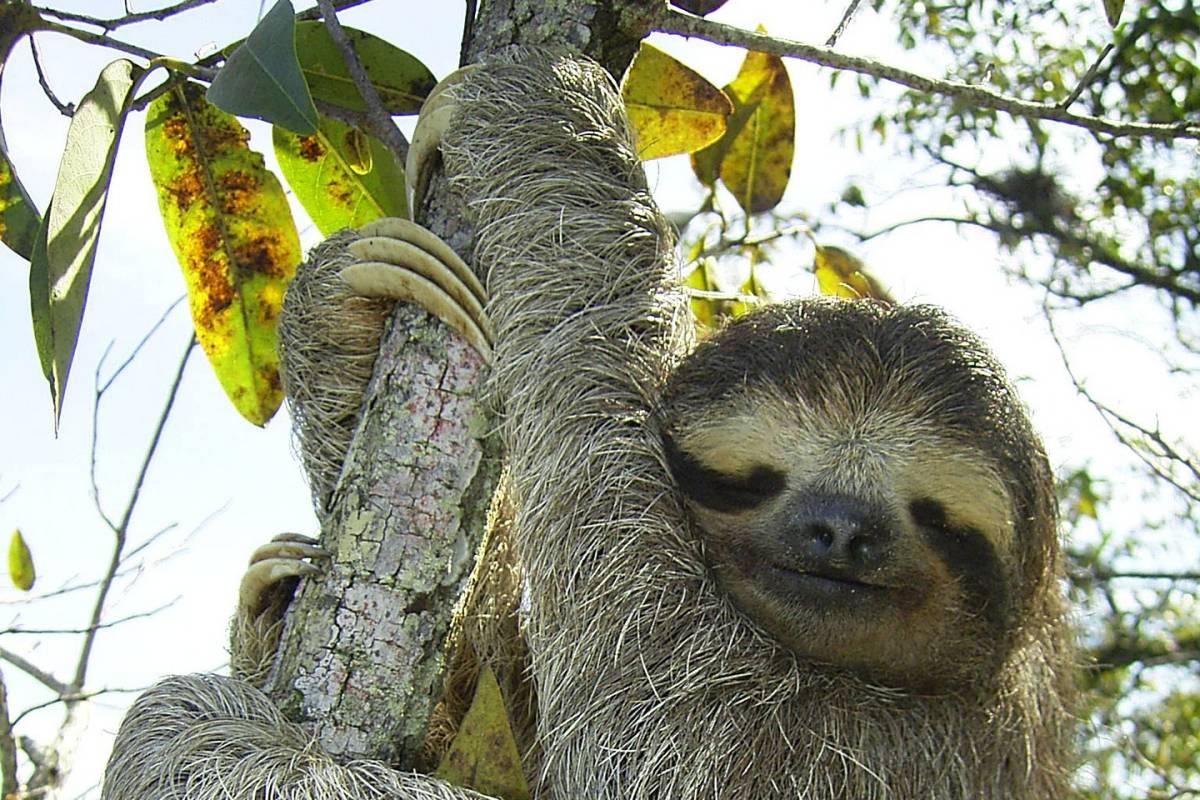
0,674,17,800
825,0,864,47
1044,309,1200,504
656,8,1200,141
35,0,220,31
28,36,73,116
0,648,67,696
74,336,194,691
39,19,166,65
1089,634,1200,672
314,0,409,168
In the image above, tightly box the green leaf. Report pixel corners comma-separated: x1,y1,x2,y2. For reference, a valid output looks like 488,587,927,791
294,22,435,114
207,0,318,134
28,211,53,396
621,43,731,161
0,3,47,260
145,83,300,426
40,59,141,426
435,666,530,800
1102,0,1124,26
273,115,407,235
8,529,35,592
717,49,795,215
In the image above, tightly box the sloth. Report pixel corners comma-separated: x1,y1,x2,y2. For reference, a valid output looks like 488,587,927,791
102,50,1076,800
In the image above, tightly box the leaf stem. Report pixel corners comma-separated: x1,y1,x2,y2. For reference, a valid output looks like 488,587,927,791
315,0,409,168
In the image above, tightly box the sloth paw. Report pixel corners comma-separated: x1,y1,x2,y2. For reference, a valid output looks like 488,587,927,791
342,217,493,360
238,533,329,621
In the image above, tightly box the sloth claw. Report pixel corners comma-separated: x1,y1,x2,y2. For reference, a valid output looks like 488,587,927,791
238,533,329,619
406,64,479,212
342,218,494,360
343,65,493,361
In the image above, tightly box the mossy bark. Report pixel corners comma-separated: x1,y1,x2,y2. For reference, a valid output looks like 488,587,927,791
264,0,655,770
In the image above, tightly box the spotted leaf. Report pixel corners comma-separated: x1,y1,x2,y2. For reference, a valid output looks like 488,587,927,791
145,83,300,425
274,115,407,235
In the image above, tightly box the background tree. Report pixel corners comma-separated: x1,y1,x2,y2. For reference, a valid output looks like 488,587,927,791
0,0,1195,798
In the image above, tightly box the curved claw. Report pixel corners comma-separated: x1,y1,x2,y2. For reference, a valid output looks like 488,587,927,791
342,218,494,361
238,533,329,619
407,64,480,214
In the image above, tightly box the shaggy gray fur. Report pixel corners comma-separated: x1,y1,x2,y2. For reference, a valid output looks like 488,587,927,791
101,50,1073,800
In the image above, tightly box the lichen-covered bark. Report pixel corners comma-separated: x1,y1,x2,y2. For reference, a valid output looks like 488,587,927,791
267,310,496,766
262,0,655,770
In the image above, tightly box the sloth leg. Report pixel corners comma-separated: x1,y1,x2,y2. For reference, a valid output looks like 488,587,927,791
230,533,328,684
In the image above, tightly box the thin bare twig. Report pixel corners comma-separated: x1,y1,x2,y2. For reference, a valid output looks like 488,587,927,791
314,0,409,168
39,19,165,65
657,8,1200,141
28,37,72,116
5,601,180,638
98,297,185,395
35,0,220,31
10,686,147,729
826,0,864,47
73,335,194,690
1060,43,1114,110
0,649,67,696
90,301,186,530
1043,303,1200,504
1091,570,1200,581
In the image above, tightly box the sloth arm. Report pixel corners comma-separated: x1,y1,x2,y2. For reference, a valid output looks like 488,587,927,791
433,52,690,784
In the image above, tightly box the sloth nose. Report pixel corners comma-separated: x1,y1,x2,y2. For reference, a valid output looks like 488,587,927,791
787,494,892,571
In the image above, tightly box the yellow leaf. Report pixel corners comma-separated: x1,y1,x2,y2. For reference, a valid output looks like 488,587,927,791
145,83,300,425
692,44,795,213
622,43,732,161
812,242,893,305
435,666,530,800
8,529,35,592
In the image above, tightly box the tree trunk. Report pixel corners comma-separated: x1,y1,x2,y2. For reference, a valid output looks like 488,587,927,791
263,0,654,770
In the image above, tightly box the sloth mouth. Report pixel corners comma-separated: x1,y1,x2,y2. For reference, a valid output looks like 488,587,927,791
766,565,889,599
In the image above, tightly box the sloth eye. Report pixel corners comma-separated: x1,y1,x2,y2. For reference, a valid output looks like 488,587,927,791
908,498,951,532
663,434,785,513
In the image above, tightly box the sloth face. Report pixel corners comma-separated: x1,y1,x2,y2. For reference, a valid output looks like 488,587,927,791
661,299,1057,690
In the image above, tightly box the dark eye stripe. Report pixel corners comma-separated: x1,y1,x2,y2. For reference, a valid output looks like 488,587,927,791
910,498,1010,632
663,434,786,513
